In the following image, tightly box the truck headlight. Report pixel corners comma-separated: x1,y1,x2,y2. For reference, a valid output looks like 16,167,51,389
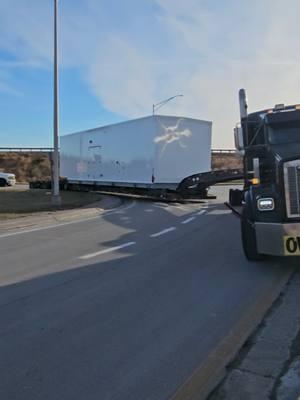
257,198,275,211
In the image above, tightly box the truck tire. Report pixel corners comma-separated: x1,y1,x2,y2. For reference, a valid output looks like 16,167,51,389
0,178,6,187
229,189,243,206
241,213,264,261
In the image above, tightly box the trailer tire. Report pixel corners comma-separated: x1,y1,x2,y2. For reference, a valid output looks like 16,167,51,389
241,209,264,261
0,178,7,187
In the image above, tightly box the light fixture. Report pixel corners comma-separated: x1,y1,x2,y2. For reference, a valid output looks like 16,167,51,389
257,198,275,211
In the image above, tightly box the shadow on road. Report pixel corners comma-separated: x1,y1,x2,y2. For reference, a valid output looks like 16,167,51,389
0,195,295,400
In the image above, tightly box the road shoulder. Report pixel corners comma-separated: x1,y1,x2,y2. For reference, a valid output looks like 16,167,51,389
170,261,293,400
209,265,300,400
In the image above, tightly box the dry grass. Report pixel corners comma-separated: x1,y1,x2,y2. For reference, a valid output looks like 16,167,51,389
211,153,243,170
0,188,102,219
0,152,51,182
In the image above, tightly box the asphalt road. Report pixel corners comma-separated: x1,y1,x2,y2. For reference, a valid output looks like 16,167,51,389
0,183,29,191
0,186,291,400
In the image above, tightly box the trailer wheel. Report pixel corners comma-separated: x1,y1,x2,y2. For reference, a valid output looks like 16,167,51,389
0,178,6,187
241,210,264,261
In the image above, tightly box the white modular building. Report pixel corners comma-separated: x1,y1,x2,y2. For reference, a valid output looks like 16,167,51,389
60,115,212,190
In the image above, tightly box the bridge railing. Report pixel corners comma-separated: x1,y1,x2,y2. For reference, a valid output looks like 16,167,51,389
211,149,236,154
0,147,237,154
0,147,54,152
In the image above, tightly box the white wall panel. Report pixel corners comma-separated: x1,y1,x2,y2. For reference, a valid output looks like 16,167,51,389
61,115,212,187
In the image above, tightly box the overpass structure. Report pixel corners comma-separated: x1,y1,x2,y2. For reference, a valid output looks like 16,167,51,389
0,147,54,152
0,147,237,154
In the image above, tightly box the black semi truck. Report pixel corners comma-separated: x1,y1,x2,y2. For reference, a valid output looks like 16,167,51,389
229,89,300,260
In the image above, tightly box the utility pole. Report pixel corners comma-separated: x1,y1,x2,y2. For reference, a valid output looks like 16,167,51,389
52,0,61,205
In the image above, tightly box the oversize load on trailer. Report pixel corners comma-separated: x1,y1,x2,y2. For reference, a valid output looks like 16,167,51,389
61,115,212,189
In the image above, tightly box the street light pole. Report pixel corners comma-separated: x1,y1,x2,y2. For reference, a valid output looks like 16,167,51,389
152,94,184,115
52,0,61,206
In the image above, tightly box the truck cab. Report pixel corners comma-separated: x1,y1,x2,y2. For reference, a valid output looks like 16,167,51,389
232,89,300,260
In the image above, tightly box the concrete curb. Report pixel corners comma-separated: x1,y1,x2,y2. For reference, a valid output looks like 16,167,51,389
0,195,123,234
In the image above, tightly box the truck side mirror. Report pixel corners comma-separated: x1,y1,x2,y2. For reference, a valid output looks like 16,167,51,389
234,125,244,151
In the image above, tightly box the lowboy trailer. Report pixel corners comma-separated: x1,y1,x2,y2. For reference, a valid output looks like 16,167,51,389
60,115,212,193
31,115,242,199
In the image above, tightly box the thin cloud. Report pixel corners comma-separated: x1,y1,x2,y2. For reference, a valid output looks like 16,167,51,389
0,60,43,68
0,80,23,97
0,0,300,147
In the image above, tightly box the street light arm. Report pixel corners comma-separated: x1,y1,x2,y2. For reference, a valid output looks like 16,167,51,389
154,95,182,108
153,94,184,114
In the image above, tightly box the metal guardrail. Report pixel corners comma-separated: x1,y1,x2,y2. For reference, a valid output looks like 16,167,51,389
0,147,237,154
211,149,236,154
0,147,54,152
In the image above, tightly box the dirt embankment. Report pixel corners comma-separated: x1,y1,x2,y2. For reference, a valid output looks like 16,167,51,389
0,152,51,182
0,152,243,182
211,153,243,170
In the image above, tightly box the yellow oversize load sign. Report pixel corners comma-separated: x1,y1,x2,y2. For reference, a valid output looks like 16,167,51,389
284,236,300,255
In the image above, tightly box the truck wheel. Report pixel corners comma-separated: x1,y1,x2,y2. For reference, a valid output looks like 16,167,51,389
0,178,6,187
229,189,243,206
241,215,264,261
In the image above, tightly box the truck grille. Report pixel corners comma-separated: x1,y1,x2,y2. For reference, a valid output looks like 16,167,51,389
284,160,300,218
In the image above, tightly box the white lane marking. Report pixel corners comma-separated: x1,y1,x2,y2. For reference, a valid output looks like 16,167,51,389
174,205,190,212
150,227,176,238
0,200,136,239
197,210,207,216
79,241,136,260
119,200,137,212
145,209,154,212
109,201,137,214
120,216,131,220
207,209,232,215
181,216,196,224
153,202,174,209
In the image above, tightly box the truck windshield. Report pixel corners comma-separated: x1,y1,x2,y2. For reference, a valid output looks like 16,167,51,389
268,120,300,145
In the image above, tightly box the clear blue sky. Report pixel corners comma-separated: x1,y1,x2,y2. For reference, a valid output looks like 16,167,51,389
0,0,299,148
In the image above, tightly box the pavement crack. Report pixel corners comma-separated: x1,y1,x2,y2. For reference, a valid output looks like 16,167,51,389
235,367,274,380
